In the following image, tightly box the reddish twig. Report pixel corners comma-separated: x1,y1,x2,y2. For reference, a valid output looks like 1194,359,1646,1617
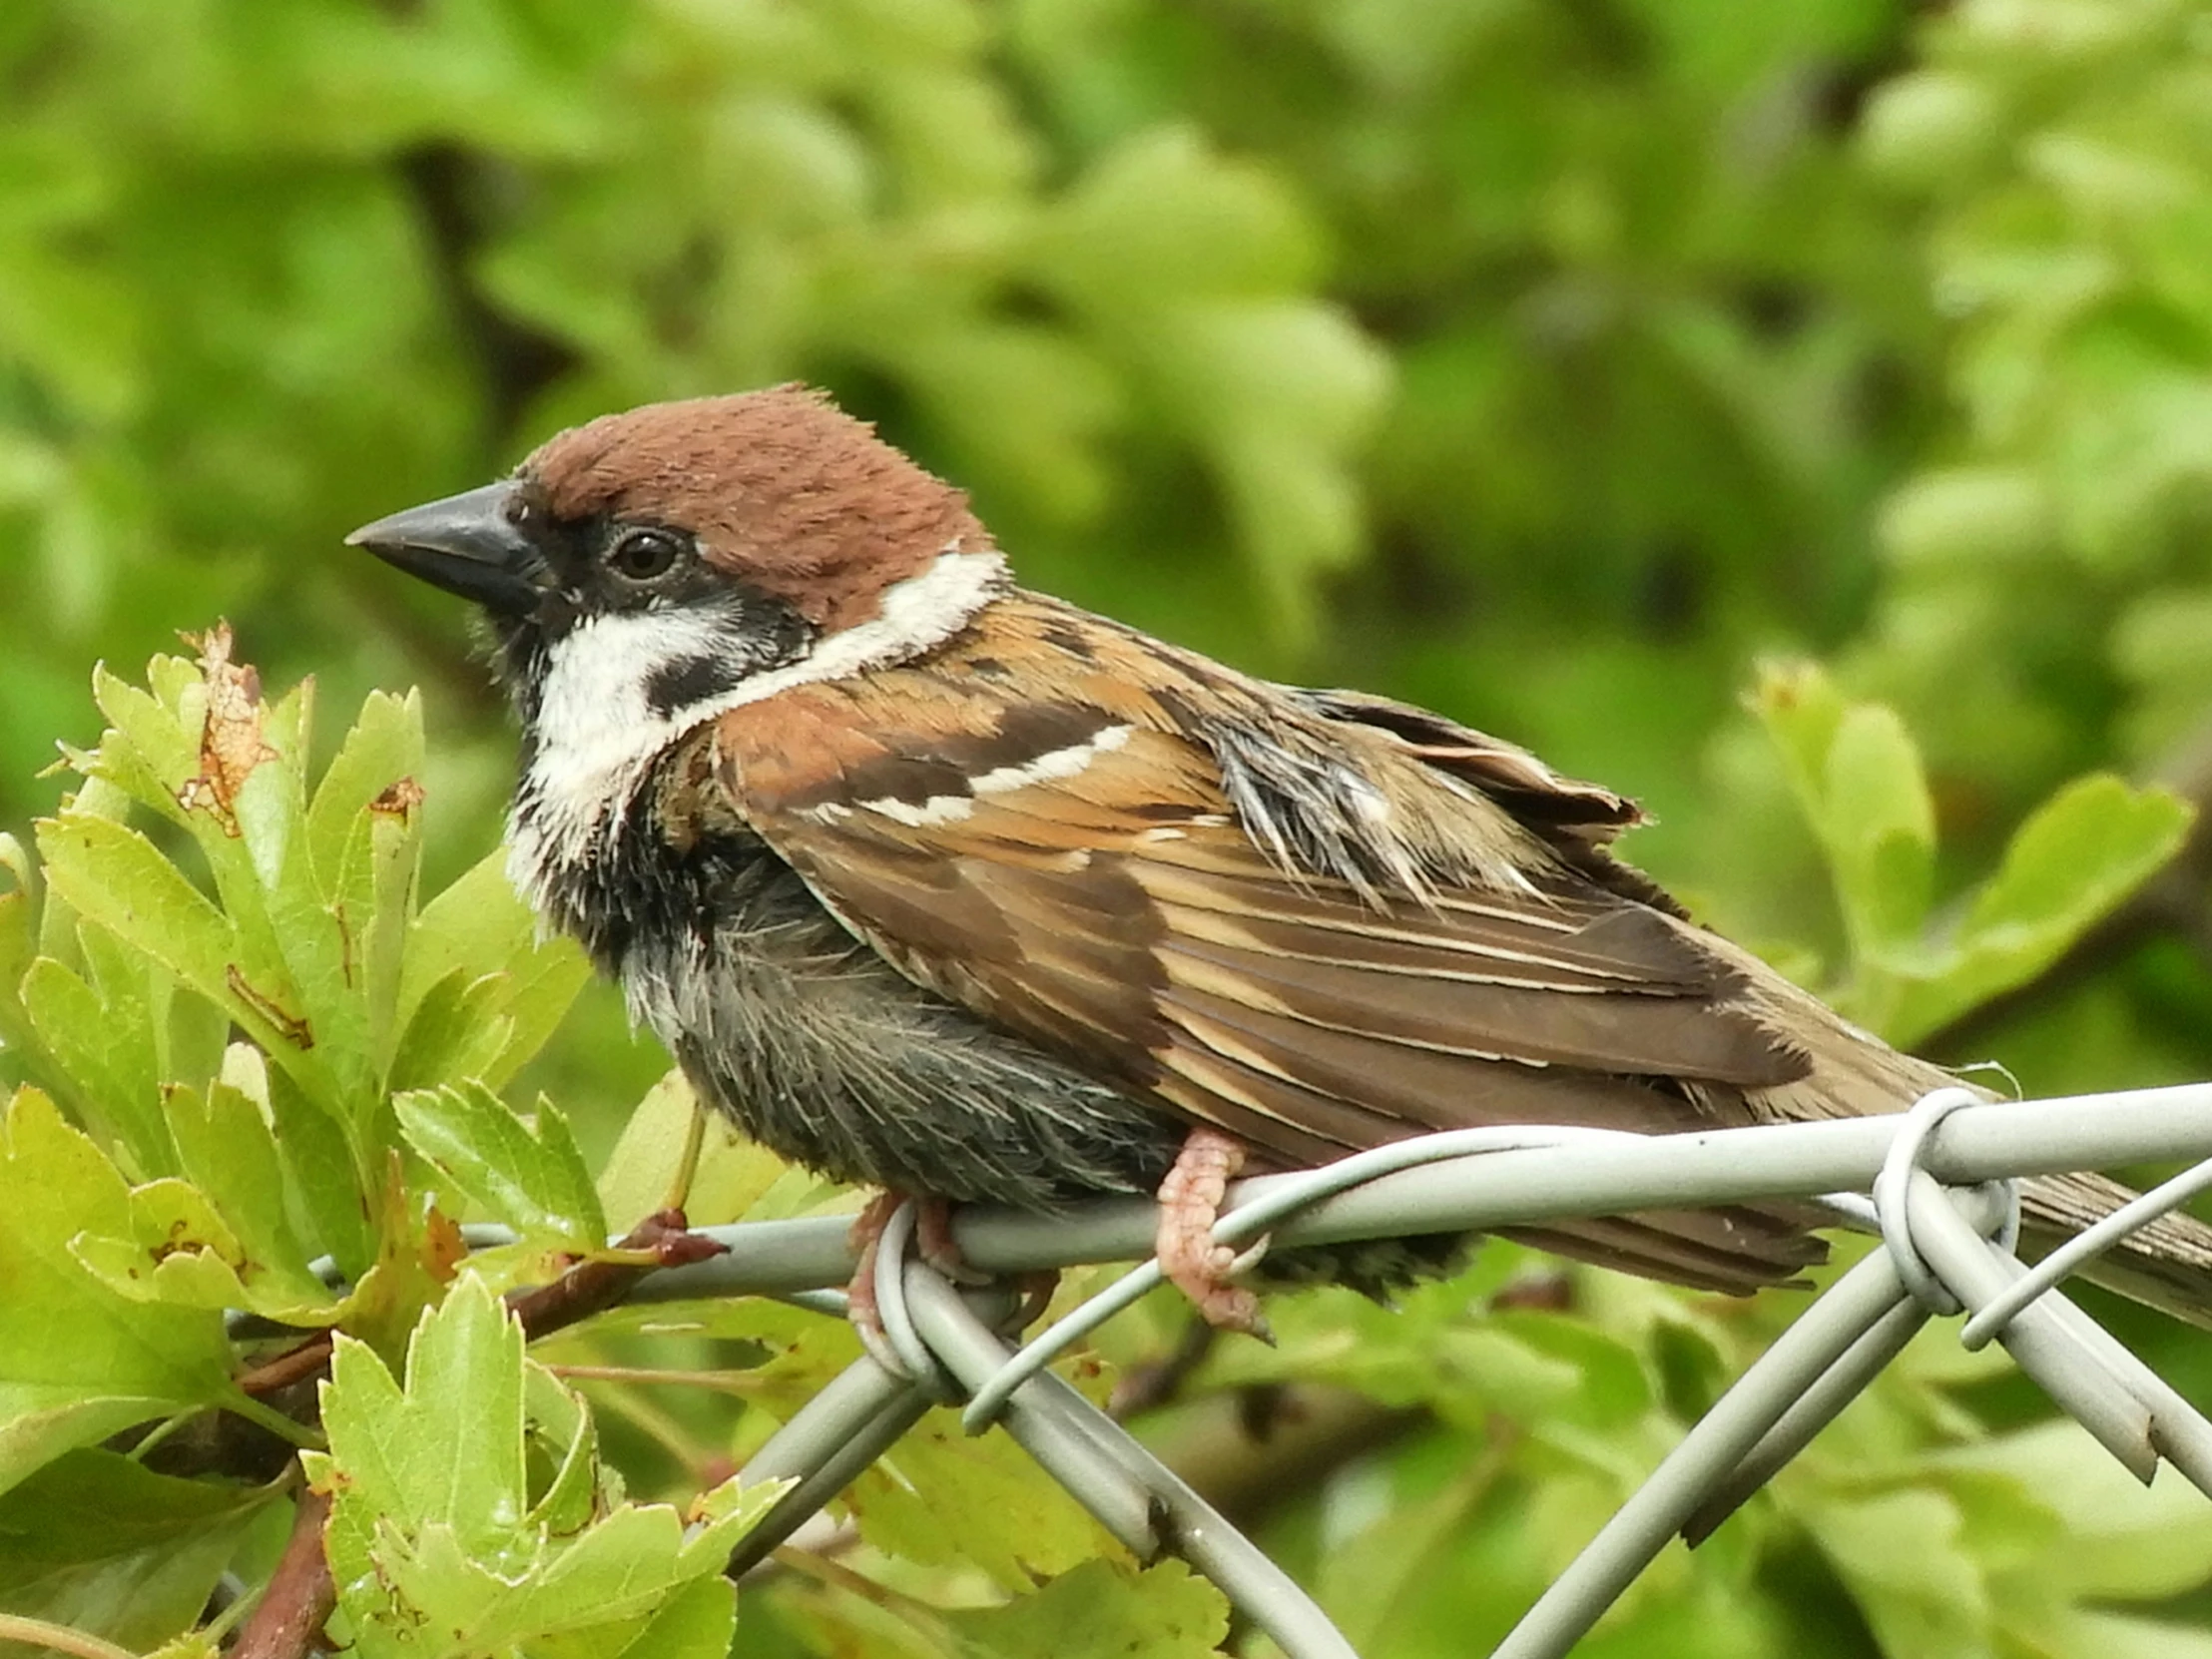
237,1337,335,1397
231,1486,334,1659
510,1209,728,1334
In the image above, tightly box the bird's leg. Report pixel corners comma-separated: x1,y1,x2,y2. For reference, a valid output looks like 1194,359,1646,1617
914,1197,990,1285
845,1190,905,1363
846,1192,1000,1372
1155,1126,1269,1338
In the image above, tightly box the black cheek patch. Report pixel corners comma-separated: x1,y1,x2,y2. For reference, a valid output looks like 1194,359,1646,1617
645,654,748,719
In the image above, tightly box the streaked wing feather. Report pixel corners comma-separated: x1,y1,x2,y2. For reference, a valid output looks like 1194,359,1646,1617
717,684,1826,1289
725,708,1807,1152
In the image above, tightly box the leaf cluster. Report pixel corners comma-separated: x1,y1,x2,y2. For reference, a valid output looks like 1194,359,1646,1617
8,2,2212,1656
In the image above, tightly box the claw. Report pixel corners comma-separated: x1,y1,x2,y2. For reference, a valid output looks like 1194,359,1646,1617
915,1198,990,1285
846,1191,906,1372
1155,1127,1270,1338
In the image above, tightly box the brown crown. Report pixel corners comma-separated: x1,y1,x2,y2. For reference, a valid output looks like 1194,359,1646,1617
523,385,991,633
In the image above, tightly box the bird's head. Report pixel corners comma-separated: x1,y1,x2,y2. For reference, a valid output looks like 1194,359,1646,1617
346,385,1007,727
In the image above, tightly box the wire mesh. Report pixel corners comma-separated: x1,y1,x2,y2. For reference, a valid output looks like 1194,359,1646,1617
618,1083,2212,1659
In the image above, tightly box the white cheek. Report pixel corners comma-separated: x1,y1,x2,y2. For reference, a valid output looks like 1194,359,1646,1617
510,549,1009,894
513,609,718,896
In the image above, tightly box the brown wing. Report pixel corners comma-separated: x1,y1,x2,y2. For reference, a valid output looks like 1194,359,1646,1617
713,674,1811,1173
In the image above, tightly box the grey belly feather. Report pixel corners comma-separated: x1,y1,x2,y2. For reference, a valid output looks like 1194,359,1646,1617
621,850,1182,1209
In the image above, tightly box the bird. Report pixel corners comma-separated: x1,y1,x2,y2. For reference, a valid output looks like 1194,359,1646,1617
347,383,2212,1336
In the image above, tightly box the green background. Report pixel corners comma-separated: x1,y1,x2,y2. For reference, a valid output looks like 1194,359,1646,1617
9,2,2212,1655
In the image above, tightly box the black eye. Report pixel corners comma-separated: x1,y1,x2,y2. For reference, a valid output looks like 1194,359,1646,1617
607,527,685,582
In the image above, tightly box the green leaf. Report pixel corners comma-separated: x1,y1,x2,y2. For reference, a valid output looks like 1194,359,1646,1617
1936,1423,2212,1602
0,1088,237,1497
310,691,427,1079
304,687,425,895
398,852,590,1089
848,1412,1112,1594
395,1082,605,1254
1753,660,1850,829
604,1575,738,1659
32,813,237,1027
265,1061,374,1282
309,1277,784,1657
19,955,174,1176
1821,705,1936,955
1752,661,1937,960
71,1174,256,1313
1454,1311,1653,1432
1806,1488,1990,1659
163,1080,339,1319
2031,1612,2212,1659
0,1450,274,1658
389,968,513,1095
316,1275,529,1564
596,1069,796,1231
1964,773,2191,952
0,836,40,1089
1885,775,2192,1046
81,662,203,832
948,1560,1231,1659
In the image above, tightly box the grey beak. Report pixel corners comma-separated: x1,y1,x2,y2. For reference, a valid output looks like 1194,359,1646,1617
345,481,545,612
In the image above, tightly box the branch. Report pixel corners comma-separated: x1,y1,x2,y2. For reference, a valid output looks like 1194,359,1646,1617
231,1487,334,1659
394,143,578,442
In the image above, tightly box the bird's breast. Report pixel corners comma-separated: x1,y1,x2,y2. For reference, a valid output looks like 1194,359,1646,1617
506,743,1176,1205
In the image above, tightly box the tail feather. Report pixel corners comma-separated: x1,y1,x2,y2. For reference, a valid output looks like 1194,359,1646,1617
2022,1170,2212,1331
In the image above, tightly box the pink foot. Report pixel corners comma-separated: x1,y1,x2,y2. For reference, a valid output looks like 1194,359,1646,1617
845,1191,904,1366
1155,1127,1268,1337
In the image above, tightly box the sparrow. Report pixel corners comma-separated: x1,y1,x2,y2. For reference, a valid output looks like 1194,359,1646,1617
348,384,2212,1334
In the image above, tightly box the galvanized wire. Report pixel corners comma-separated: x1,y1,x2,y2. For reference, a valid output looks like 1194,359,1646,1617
334,1084,2212,1658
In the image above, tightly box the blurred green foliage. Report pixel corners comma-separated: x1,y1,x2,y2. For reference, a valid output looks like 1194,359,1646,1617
9,0,2212,1655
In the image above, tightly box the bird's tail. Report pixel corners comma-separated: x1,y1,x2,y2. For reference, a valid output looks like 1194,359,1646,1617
2020,1170,2212,1331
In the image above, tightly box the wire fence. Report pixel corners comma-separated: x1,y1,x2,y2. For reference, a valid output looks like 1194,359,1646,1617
611,1084,2212,1659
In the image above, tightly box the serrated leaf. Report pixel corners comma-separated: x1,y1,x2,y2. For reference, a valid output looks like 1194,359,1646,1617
395,1082,605,1254
311,1278,779,1657
61,658,357,1121
948,1560,1230,1659
74,918,182,1164
1966,774,2191,947
305,687,425,895
390,967,514,1094
1753,663,1939,956
0,1088,237,1496
33,813,236,1020
605,1575,737,1659
0,1449,274,1657
164,1080,338,1318
266,1062,373,1281
1884,775,2192,1045
848,1412,1112,1593
82,664,203,831
1823,705,1936,953
399,851,590,1089
318,1277,528,1562
596,1069,794,1231
71,1174,254,1312
20,955,173,1177
522,1363,600,1539
311,692,427,1078
1753,658,1851,813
